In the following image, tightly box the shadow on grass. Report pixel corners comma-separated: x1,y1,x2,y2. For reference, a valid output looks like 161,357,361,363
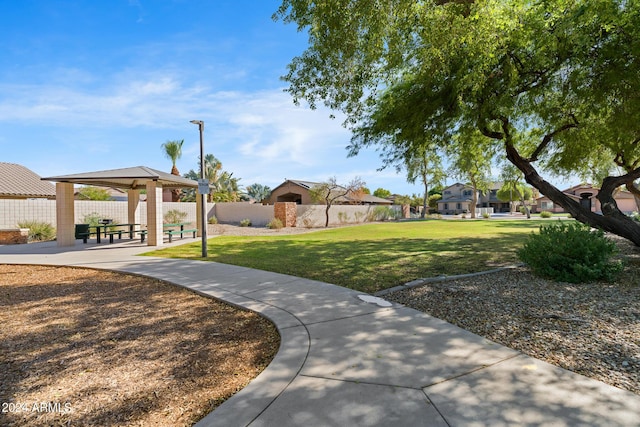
150,233,531,294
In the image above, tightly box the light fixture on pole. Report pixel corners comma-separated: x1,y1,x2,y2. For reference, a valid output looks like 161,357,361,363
190,120,208,257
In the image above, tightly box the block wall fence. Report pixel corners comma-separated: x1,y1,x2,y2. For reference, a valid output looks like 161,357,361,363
0,199,402,229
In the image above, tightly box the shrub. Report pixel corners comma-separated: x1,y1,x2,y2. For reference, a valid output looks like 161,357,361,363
482,212,490,219
267,218,284,230
540,211,553,218
164,209,188,224
240,218,252,227
630,211,640,222
517,221,623,283
337,211,349,224
369,206,396,222
82,212,103,227
208,215,218,224
17,221,56,242
302,218,315,229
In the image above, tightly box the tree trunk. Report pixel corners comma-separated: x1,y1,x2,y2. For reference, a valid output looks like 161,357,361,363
518,190,530,219
170,165,181,202
470,181,478,219
325,204,330,227
421,181,428,219
504,142,640,246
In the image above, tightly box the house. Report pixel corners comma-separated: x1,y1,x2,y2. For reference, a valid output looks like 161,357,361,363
437,182,512,214
268,179,393,205
536,183,638,214
0,162,56,199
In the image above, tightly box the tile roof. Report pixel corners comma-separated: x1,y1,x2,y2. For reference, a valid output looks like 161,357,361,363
0,162,56,198
41,166,198,189
273,179,392,204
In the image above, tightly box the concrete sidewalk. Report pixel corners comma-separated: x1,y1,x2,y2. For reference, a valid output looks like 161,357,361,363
1,240,638,426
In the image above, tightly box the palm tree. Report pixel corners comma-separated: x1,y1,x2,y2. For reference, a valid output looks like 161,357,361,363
161,139,184,202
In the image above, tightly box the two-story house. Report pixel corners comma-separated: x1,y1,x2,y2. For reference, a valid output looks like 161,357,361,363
437,182,511,214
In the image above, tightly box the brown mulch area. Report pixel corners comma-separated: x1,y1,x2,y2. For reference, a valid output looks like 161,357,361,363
387,235,640,395
0,265,280,427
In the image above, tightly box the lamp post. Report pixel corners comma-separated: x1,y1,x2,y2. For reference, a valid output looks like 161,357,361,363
190,120,208,257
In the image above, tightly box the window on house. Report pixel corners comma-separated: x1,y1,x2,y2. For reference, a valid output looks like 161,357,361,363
456,203,462,210
463,190,472,196
444,191,451,195
444,203,448,210
541,201,554,210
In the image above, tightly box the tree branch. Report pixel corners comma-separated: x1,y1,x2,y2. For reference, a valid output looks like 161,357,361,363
527,116,579,162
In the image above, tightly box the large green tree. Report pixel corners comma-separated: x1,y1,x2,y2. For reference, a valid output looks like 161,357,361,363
406,148,445,218
447,130,494,219
276,0,640,245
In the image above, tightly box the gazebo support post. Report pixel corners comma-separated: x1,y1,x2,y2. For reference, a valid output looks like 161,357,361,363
127,189,141,226
146,181,163,246
56,182,75,247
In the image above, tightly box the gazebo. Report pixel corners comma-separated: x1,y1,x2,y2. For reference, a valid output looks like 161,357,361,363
42,166,202,247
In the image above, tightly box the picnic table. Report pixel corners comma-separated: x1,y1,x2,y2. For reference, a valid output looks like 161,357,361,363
163,222,197,242
78,223,141,244
138,223,196,243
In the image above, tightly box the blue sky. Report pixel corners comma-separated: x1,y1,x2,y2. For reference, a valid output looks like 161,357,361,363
1,1,576,196
0,0,429,196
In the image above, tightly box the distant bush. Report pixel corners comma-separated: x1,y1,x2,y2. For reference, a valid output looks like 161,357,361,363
337,211,349,224
267,218,284,230
368,206,397,222
518,221,622,283
82,212,103,227
630,211,640,222
540,211,553,218
208,215,218,224
164,209,188,224
482,212,490,219
240,218,252,227
18,221,56,242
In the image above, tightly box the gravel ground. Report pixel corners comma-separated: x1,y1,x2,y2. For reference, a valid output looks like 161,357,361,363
387,235,640,395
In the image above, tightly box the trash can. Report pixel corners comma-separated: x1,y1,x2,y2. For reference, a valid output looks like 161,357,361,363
75,224,90,239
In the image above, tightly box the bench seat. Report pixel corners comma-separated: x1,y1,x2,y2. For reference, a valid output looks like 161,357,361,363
165,229,197,242
105,230,125,243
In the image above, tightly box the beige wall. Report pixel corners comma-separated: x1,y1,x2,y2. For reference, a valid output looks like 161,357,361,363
0,199,198,228
213,202,277,226
1,199,401,229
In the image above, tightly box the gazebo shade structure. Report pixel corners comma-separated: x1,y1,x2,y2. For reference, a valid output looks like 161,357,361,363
42,166,202,247
42,166,198,190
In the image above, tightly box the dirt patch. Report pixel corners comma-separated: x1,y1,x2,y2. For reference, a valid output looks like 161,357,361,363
0,265,280,426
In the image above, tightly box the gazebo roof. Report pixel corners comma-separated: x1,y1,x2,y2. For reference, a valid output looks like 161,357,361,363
42,166,198,190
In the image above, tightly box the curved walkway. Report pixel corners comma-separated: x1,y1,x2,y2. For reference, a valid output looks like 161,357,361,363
1,240,638,426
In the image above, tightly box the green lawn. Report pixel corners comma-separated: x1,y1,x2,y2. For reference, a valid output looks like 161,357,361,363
145,219,552,294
